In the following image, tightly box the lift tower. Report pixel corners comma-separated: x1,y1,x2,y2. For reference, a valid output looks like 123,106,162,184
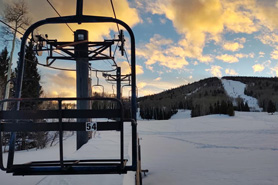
75,30,89,149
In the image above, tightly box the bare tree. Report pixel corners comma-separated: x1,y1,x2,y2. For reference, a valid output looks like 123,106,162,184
1,0,31,109
0,47,9,100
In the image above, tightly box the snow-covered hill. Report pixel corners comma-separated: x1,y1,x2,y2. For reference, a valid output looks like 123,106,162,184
1,111,278,185
221,79,263,112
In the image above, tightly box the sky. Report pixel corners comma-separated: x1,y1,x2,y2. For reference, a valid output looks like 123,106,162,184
1,0,278,97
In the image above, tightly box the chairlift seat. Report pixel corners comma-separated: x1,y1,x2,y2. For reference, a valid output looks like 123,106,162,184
0,97,131,176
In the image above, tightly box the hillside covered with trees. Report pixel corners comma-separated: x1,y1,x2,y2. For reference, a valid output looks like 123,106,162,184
138,77,278,120
222,76,278,112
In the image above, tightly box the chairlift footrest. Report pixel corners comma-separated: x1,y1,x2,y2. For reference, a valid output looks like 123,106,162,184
8,159,128,175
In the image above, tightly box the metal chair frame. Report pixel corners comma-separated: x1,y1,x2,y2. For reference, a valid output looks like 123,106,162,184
0,10,138,177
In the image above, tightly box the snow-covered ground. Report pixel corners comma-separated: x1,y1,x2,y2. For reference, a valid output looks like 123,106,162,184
221,79,263,111
1,111,278,185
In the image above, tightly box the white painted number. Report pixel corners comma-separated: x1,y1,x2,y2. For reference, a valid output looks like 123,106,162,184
85,122,97,131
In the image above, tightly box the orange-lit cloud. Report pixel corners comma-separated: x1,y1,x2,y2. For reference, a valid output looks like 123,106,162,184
222,1,258,34
255,1,278,31
117,61,144,75
216,54,239,63
222,38,246,52
11,0,141,41
252,64,265,73
136,65,144,75
139,0,278,64
137,34,189,69
205,65,222,77
271,46,278,59
45,71,76,97
137,82,147,89
225,68,238,76
198,55,213,64
257,32,278,46
154,77,161,81
223,42,243,51
259,52,265,58
235,53,254,59
252,60,271,73
141,0,260,57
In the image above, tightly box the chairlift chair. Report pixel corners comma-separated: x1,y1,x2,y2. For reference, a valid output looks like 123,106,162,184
92,71,105,97
0,1,142,183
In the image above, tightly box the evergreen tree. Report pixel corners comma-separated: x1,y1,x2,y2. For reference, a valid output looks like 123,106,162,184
227,102,235,116
191,104,201,117
13,41,44,150
214,101,220,114
267,100,276,115
220,100,228,114
15,41,43,109
243,102,250,112
0,47,9,99
209,104,213,114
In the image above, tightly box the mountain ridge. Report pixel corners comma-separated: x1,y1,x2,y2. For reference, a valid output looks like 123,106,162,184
138,76,278,119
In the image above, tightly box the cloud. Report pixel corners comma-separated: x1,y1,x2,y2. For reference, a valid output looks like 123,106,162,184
192,61,198,66
45,71,76,97
139,0,278,66
154,77,161,81
48,71,76,86
140,0,261,58
255,1,278,31
205,65,222,77
216,54,239,63
256,32,278,46
117,61,144,75
252,60,271,73
136,65,144,75
214,52,253,64
252,64,265,73
221,1,258,34
225,68,238,76
222,42,243,52
145,51,189,69
137,82,147,89
235,53,254,59
222,38,246,52
160,18,167,24
117,61,131,75
17,0,141,41
270,65,278,76
259,51,265,58
271,46,278,59
158,0,224,49
137,34,189,69
146,17,152,23
198,55,213,64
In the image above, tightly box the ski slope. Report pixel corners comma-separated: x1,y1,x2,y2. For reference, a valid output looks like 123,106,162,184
1,111,278,185
221,79,263,111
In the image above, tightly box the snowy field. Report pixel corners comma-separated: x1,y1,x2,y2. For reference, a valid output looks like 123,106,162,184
1,111,278,185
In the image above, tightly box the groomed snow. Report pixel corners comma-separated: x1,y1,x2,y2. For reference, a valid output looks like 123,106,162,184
221,79,263,112
1,111,278,185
